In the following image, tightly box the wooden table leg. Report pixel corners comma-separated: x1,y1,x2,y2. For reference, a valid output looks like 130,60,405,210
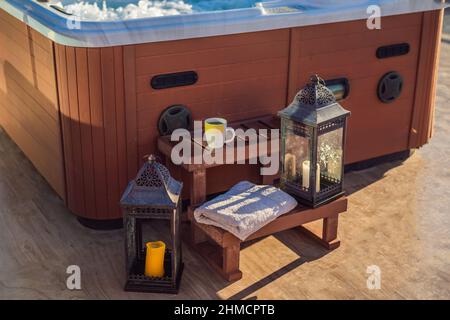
190,168,206,206
187,168,206,218
188,168,207,251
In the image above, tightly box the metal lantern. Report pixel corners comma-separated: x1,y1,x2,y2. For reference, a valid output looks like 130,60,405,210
120,155,183,294
278,75,351,208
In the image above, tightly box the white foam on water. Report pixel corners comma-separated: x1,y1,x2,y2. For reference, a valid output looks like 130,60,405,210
51,0,260,21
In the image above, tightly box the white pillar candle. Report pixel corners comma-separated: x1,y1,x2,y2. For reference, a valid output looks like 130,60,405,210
302,160,310,189
302,160,321,192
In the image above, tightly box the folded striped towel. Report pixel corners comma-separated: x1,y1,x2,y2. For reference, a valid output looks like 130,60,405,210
194,181,297,241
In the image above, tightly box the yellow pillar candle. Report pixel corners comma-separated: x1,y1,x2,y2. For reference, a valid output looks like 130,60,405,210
144,241,166,278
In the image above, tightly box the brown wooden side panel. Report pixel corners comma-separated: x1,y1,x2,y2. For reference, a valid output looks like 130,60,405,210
135,29,290,156
289,13,423,164
409,10,444,148
134,30,290,196
0,10,65,199
123,46,139,181
55,45,130,219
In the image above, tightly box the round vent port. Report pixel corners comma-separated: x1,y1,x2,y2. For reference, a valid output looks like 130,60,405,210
158,105,192,136
377,72,403,103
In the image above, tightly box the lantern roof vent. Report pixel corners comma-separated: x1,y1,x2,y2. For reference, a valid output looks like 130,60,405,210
279,75,350,126
297,75,336,108
120,155,182,208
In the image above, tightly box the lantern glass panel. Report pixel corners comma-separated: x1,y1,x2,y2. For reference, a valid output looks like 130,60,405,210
282,119,312,191
317,127,344,189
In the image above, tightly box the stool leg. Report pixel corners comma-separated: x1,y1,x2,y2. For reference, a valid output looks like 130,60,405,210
191,223,208,245
323,215,339,243
297,214,341,250
222,244,243,282
320,214,340,250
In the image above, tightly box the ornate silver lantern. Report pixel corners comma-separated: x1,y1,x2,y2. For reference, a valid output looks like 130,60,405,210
120,155,183,293
279,75,351,207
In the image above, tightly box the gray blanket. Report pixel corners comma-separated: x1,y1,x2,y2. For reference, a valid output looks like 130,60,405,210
194,181,298,240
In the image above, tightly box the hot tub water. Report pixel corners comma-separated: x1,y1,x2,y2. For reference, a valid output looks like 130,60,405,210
51,0,263,20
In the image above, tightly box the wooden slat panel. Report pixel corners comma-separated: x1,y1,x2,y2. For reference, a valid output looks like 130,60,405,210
409,10,444,148
0,89,61,163
0,15,29,46
0,16,65,199
0,80,60,155
298,12,422,40
136,40,288,75
0,99,65,195
295,44,418,72
0,64,59,134
28,27,53,53
123,46,139,181
28,28,55,66
0,15,53,67
65,46,86,215
298,25,421,57
113,46,128,195
0,8,28,35
0,30,57,102
101,47,120,219
56,44,131,219
137,57,287,93
87,48,108,217
137,75,287,111
135,29,289,57
75,48,97,218
55,44,73,204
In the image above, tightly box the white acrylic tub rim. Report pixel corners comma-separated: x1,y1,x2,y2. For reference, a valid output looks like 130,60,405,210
0,0,447,47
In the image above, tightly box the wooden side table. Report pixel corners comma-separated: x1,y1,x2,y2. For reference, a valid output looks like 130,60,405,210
157,115,281,213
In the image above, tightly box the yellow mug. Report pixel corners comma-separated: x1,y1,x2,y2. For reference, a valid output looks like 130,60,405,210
204,118,235,149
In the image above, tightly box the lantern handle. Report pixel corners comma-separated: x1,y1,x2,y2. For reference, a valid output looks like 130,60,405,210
311,74,326,86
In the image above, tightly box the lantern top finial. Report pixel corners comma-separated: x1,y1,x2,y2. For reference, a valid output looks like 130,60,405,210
296,75,336,109
278,74,350,126
120,156,182,208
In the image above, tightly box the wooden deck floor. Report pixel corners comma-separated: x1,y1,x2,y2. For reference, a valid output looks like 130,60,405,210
1,28,450,302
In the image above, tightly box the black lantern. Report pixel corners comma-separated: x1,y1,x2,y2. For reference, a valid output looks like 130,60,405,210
279,75,351,208
120,155,183,293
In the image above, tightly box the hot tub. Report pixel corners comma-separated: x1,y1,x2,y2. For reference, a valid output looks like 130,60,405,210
0,0,446,223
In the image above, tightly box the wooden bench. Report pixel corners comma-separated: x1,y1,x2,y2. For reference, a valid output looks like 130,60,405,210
187,197,347,281
157,115,348,281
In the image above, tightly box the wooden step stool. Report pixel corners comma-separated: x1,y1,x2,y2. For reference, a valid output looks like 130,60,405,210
187,197,347,281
